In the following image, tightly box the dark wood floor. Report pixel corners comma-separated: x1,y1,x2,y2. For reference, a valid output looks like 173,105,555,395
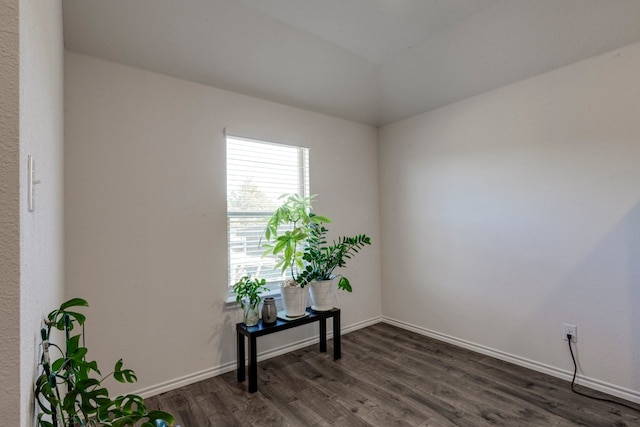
146,322,640,426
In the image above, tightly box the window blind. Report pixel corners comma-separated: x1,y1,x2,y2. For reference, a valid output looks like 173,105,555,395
226,133,309,292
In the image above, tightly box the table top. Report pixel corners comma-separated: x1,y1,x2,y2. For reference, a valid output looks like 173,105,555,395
236,307,340,337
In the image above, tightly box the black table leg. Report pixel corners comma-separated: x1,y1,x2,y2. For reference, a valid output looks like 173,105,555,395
248,335,258,393
237,331,245,382
333,311,341,360
236,308,342,393
319,318,327,352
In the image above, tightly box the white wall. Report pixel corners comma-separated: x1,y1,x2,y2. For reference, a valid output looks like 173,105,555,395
0,0,64,425
19,0,65,425
0,0,21,423
379,41,640,402
64,52,381,395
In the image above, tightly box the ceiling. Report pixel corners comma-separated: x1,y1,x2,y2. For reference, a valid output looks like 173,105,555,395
62,0,640,127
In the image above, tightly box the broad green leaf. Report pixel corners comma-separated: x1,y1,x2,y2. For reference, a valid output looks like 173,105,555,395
311,214,332,224
36,415,54,427
77,378,100,389
65,311,87,325
338,277,352,292
51,357,66,372
67,334,81,354
70,346,88,359
87,360,100,374
60,298,89,310
62,389,80,409
110,416,138,427
273,239,287,253
114,368,138,384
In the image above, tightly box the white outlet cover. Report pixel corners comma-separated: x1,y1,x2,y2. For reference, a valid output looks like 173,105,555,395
562,323,577,342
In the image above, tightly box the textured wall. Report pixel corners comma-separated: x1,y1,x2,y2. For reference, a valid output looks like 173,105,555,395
379,41,640,402
0,0,21,423
17,0,65,425
64,52,381,396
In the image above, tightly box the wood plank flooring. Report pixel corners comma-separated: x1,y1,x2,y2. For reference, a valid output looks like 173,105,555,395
145,322,640,426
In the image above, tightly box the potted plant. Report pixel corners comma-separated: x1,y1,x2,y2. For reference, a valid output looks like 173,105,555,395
263,194,371,314
232,275,268,326
299,220,371,311
262,194,329,317
34,298,175,427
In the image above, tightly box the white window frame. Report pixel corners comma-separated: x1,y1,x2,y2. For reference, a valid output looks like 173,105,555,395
225,130,310,299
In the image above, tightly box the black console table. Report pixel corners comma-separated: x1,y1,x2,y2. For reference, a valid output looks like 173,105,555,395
236,307,341,393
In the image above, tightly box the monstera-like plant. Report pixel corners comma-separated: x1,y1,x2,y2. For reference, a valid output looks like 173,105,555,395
34,298,175,427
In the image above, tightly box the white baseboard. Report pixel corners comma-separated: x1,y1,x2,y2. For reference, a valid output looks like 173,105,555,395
137,314,639,405
135,315,382,398
381,316,640,405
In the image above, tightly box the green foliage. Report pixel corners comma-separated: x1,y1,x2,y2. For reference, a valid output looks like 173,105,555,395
299,221,372,292
232,275,268,309
262,194,330,286
263,193,371,291
35,298,175,427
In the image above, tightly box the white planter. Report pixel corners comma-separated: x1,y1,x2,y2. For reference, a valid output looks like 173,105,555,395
280,284,307,317
309,279,336,311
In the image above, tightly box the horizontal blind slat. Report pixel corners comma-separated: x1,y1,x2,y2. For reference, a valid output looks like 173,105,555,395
226,135,309,292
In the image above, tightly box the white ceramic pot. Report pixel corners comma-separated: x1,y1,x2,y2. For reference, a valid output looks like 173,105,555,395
309,279,336,311
280,284,307,317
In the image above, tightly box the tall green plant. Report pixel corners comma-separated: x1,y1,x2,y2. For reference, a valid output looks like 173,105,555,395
262,194,329,285
35,298,175,427
299,221,371,292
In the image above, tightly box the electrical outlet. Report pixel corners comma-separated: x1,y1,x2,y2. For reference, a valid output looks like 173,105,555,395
563,323,577,342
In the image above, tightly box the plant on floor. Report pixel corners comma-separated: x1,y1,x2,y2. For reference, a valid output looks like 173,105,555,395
232,275,268,325
35,298,175,427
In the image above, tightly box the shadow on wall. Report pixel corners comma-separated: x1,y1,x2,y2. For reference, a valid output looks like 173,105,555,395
209,301,237,366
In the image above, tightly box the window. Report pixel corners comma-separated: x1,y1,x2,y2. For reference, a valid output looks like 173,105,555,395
226,132,309,294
